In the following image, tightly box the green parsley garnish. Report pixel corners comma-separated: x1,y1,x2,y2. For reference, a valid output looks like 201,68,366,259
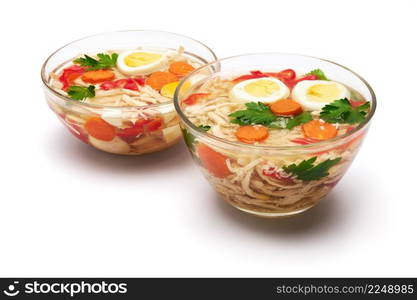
286,112,313,129
73,53,118,70
230,102,312,129
67,85,95,101
283,157,342,181
320,98,370,124
198,125,211,132
229,102,276,126
182,128,196,150
306,68,328,80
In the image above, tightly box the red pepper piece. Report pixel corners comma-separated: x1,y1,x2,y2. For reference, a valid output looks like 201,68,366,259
350,100,367,107
262,167,295,185
182,93,210,105
232,70,269,82
143,118,162,132
117,126,143,143
59,65,86,90
291,137,320,145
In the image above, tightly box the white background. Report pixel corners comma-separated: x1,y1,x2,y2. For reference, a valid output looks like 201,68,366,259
1,0,416,277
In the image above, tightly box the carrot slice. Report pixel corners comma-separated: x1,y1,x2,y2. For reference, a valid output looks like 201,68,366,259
82,70,115,84
169,61,195,77
302,120,337,140
235,125,269,144
197,144,231,178
145,72,178,91
270,99,303,116
85,117,116,141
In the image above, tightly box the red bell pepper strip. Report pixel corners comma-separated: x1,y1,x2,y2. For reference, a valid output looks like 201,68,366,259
59,65,86,90
99,77,145,91
262,167,295,185
182,93,210,105
291,137,320,145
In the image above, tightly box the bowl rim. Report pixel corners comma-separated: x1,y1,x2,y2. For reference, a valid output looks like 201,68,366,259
173,52,377,151
40,29,218,111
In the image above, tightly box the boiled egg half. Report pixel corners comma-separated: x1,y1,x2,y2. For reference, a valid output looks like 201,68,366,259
292,80,350,111
117,50,168,76
230,78,290,103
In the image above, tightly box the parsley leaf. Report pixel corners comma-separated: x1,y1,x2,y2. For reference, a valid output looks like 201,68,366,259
306,68,329,80
229,102,277,126
67,85,95,101
198,125,211,132
286,112,313,129
73,53,118,70
320,98,370,124
283,156,342,181
229,102,313,129
182,128,196,150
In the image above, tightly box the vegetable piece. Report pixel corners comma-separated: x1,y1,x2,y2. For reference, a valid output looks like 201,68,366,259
235,125,269,143
306,69,328,80
117,127,142,143
100,77,145,91
196,144,231,178
81,70,115,84
283,156,342,181
182,128,196,150
232,70,269,83
73,53,118,70
265,69,296,81
270,99,303,116
143,118,162,132
320,98,370,124
84,117,116,141
169,61,195,77
198,125,211,132
182,93,209,105
302,119,338,140
286,111,313,129
291,137,319,145
67,85,95,100
229,102,277,126
59,65,86,90
350,100,367,107
262,167,295,185
145,71,178,91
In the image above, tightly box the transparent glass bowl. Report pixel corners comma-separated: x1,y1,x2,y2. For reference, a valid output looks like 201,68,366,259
41,30,217,155
174,53,376,217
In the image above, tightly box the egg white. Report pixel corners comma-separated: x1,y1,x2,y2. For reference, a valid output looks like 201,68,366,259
291,80,350,111
230,77,290,103
116,50,168,76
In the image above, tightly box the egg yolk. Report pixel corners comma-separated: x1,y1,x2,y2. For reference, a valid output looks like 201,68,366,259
307,84,340,102
160,81,191,98
244,79,280,97
124,52,162,67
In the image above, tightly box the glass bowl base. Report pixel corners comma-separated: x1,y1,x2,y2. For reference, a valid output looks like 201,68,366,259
234,205,315,218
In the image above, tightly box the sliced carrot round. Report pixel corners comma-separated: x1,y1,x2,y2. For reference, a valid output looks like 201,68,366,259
169,61,195,77
145,71,178,91
85,117,116,141
270,99,303,116
302,119,338,140
82,70,115,84
235,125,269,144
197,144,231,178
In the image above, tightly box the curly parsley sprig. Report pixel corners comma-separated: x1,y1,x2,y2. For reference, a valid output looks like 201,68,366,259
320,98,370,124
283,156,342,181
229,102,312,129
73,53,118,70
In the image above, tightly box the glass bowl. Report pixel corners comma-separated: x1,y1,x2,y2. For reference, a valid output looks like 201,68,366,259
174,53,376,217
41,30,217,155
